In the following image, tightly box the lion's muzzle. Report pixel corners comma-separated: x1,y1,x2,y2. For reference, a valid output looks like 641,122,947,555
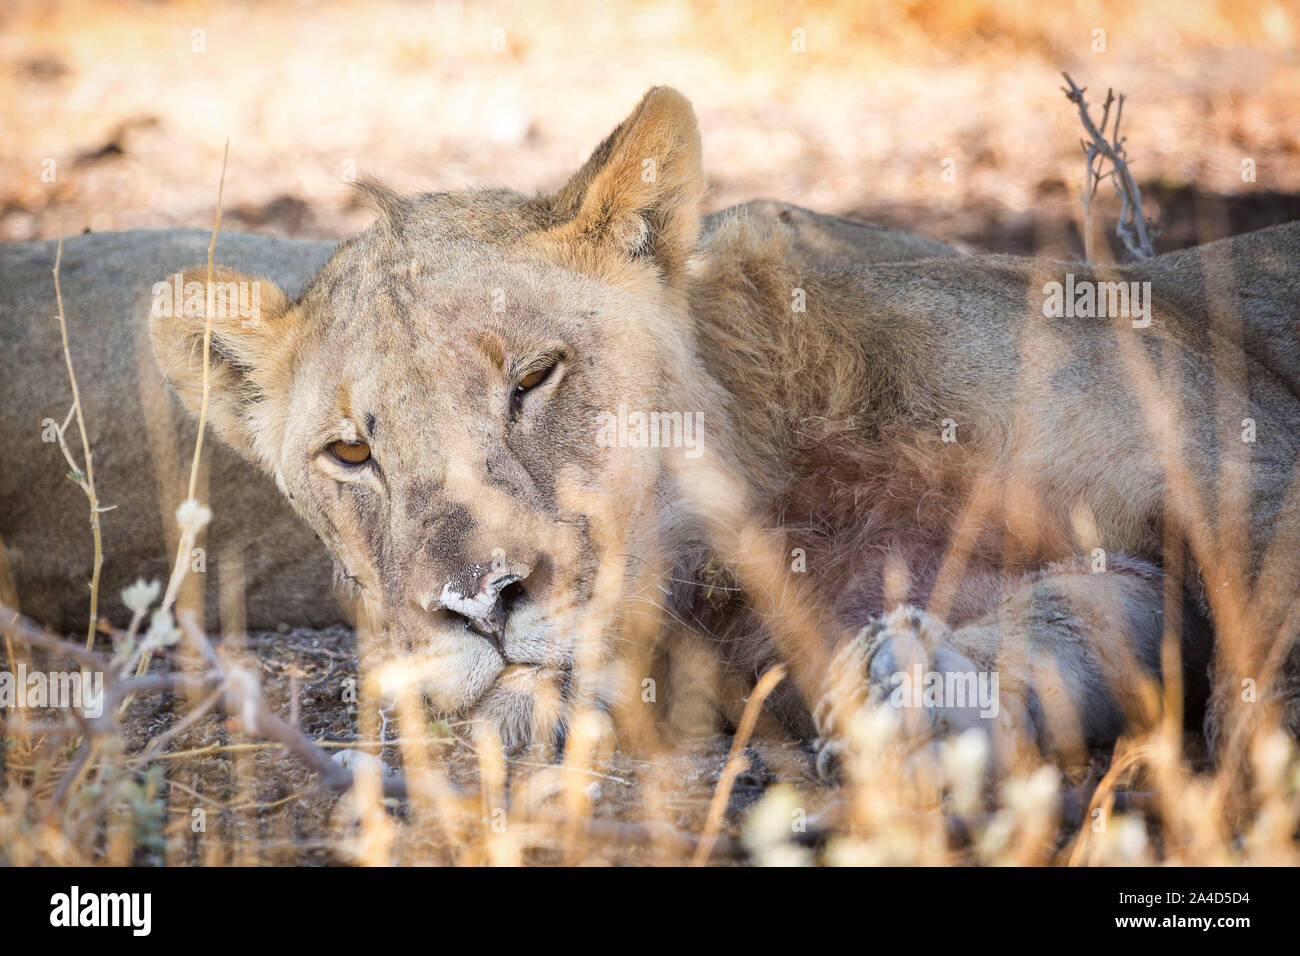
423,560,534,645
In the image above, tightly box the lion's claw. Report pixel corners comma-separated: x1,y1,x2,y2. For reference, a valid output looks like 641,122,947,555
813,605,1000,781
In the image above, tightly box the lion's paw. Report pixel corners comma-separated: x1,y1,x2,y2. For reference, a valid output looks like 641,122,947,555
813,605,998,783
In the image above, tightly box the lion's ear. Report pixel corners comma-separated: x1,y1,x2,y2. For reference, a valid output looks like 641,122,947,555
543,86,704,284
149,266,296,466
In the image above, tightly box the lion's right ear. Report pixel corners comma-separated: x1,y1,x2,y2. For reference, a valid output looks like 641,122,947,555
149,266,296,466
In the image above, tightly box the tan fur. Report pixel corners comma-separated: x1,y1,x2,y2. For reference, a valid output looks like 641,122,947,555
0,197,943,637
138,87,1298,759
1,231,342,633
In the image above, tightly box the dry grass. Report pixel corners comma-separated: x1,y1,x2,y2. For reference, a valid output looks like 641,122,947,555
3,602,1298,865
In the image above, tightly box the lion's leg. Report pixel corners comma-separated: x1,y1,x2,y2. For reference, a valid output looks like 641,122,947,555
472,664,619,758
813,558,1169,779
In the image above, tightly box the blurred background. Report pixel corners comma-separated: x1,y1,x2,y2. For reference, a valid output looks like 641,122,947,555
3,0,1298,258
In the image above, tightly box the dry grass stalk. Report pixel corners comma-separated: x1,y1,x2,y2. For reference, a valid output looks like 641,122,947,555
133,141,230,687
50,237,108,650
691,664,786,864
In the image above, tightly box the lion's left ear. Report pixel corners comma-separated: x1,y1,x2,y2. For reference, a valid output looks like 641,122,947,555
542,86,705,285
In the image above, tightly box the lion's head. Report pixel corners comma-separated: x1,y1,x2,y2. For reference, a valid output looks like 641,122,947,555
151,88,731,745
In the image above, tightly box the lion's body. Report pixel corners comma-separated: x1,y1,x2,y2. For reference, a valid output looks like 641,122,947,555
0,203,953,635
0,230,341,631
5,87,1298,764
690,215,1300,753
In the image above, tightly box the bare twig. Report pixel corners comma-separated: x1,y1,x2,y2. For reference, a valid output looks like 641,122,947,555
0,602,422,801
0,602,110,669
50,238,108,650
1062,72,1157,260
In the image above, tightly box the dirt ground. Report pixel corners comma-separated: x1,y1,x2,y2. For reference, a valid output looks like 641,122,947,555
107,627,828,865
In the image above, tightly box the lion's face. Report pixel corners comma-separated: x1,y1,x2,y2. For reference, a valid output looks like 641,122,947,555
152,88,711,743
279,240,679,723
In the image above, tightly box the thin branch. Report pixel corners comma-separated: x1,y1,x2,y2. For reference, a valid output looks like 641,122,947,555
0,602,421,801
51,237,107,650
1062,72,1158,260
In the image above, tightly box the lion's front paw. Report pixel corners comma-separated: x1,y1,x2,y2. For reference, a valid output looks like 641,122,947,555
813,605,1001,782
473,664,618,760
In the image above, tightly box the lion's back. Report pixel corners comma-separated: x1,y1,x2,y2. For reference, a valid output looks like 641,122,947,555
0,230,344,633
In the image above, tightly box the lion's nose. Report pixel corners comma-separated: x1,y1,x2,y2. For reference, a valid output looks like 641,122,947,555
423,561,531,641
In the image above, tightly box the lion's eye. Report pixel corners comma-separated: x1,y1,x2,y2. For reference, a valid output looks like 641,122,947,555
329,440,371,465
511,363,556,415
517,366,551,391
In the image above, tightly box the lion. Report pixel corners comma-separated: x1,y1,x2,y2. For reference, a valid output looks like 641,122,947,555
17,87,1300,772
2,230,340,633
0,201,950,637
